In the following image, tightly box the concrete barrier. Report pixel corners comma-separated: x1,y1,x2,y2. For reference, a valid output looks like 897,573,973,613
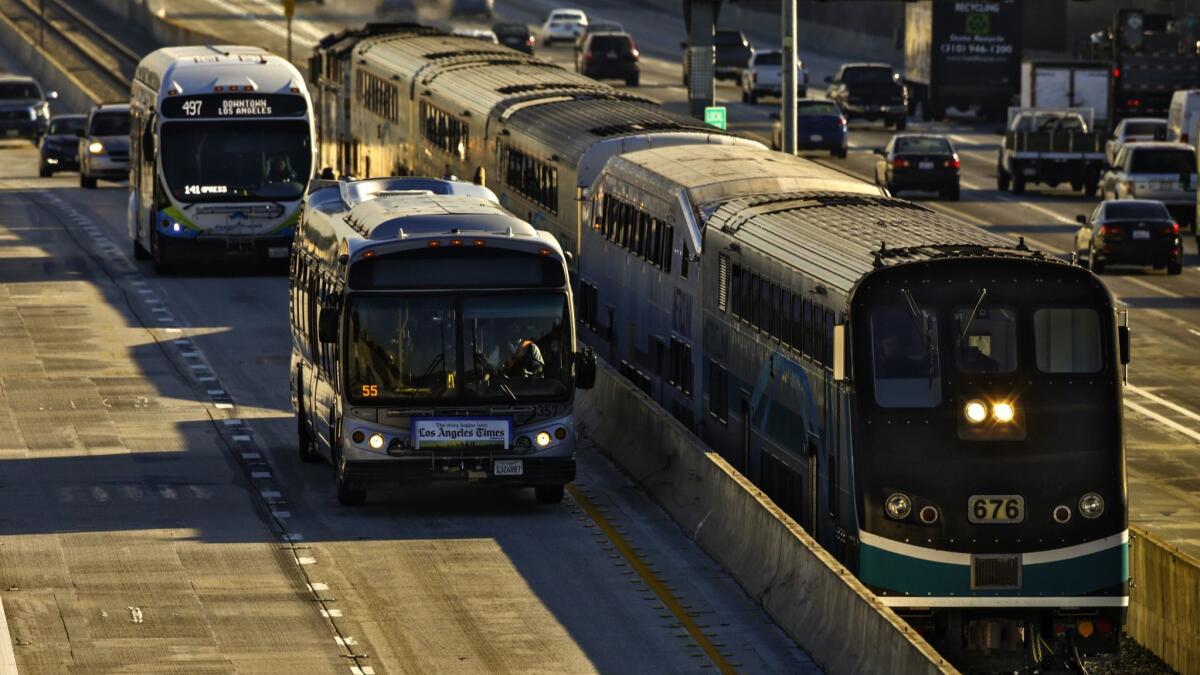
1127,525,1200,675
576,364,955,675
0,11,101,113
88,0,217,50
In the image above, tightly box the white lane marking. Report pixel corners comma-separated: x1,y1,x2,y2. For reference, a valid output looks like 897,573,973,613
91,487,108,503
241,452,261,460
260,490,282,499
127,607,143,624
164,327,182,333
233,435,252,442
934,203,1061,254
282,533,304,542
1190,329,1200,338
251,471,272,479
307,582,328,592
1125,400,1200,443
273,510,292,519
320,609,343,618
223,419,243,426
1127,384,1200,424
0,598,19,675
334,636,358,647
197,376,217,382
350,667,376,675
297,556,317,565
214,403,233,410
157,485,177,499
206,389,225,396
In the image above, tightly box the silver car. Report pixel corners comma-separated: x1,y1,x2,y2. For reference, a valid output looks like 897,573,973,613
1101,141,1196,228
1104,117,1167,167
78,103,130,189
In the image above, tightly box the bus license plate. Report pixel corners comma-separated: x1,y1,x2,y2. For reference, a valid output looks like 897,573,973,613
267,247,289,258
494,459,523,476
968,495,1024,523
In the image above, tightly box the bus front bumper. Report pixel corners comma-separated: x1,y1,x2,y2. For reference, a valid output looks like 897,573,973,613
341,456,575,488
156,222,294,261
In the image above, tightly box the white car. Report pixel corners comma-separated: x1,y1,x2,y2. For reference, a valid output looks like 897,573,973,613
1105,117,1166,167
452,28,498,44
739,49,807,104
542,9,587,46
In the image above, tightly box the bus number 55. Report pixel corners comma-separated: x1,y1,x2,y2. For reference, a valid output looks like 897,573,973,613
361,384,379,398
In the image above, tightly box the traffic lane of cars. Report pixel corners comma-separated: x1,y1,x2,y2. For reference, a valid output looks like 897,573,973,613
58,152,818,675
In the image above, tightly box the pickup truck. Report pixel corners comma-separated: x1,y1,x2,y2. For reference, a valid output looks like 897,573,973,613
996,108,1104,196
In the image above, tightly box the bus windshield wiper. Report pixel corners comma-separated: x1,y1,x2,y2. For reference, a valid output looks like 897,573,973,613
960,288,988,341
498,382,518,402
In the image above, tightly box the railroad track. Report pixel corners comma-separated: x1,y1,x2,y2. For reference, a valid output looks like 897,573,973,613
2,0,140,101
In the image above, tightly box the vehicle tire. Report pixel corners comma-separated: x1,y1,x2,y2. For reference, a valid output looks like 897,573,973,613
1089,246,1105,274
1168,260,1183,275
296,376,320,463
535,484,565,504
1071,181,1083,192
626,74,639,87
39,164,52,178
741,90,749,103
997,166,1011,191
942,185,960,201
894,117,907,131
748,91,757,105
1012,176,1026,195
1084,180,1099,198
151,228,173,275
132,236,150,260
832,147,847,159
81,173,96,189
333,436,366,506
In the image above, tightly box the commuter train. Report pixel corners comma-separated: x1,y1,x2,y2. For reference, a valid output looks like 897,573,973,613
312,23,1130,669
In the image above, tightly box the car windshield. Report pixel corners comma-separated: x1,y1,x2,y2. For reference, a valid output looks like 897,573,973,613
871,305,941,408
1129,148,1195,174
797,101,840,116
842,67,894,85
0,83,40,99
1015,114,1087,133
715,31,745,46
346,292,572,405
895,137,952,154
590,35,633,54
754,51,782,66
589,22,622,33
160,120,312,202
550,11,584,22
89,112,129,136
494,24,527,37
1104,201,1170,220
48,118,84,135
1124,121,1165,137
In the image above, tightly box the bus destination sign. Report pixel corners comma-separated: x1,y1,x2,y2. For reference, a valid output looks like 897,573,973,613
160,94,307,119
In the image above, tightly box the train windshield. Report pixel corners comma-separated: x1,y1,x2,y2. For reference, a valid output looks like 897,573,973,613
954,306,1018,374
870,305,941,408
160,120,312,202
346,292,572,405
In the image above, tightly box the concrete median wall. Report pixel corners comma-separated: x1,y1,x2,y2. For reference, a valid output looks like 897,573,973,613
0,12,100,114
88,0,216,50
1127,525,1200,675
576,364,955,675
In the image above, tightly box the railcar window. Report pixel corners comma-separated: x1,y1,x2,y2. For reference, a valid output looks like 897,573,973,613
356,70,399,123
500,143,557,214
421,101,469,159
870,307,941,408
1034,308,1103,374
708,360,728,423
954,307,1018,373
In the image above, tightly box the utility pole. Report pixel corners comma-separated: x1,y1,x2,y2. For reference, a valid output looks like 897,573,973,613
283,0,295,62
781,0,797,154
683,0,720,120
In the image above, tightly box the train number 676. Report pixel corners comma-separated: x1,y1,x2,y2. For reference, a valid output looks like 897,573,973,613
968,495,1024,523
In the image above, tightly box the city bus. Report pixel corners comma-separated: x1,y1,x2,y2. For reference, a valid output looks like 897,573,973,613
128,46,315,273
290,176,596,505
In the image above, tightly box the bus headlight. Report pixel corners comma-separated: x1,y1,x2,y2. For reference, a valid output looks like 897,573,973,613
964,399,988,424
1079,492,1104,519
535,431,552,448
367,433,385,450
885,493,911,520
87,141,105,155
992,402,1015,423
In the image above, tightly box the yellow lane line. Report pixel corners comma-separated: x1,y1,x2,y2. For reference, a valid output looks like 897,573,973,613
566,484,736,674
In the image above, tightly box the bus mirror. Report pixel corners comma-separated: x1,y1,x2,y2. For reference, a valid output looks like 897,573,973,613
832,324,847,381
317,309,339,343
1118,325,1130,365
575,348,596,389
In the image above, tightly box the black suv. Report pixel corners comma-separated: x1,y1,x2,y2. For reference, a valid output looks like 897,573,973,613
0,75,56,143
825,63,907,129
681,29,752,85
577,32,639,86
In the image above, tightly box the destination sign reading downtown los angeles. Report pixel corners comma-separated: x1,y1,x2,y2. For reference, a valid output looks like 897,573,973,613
412,418,512,449
160,93,308,119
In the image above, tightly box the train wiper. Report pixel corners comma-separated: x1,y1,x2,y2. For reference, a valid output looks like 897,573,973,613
901,288,938,388
959,288,988,341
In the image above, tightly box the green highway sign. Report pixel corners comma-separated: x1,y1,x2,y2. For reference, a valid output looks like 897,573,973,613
704,106,727,130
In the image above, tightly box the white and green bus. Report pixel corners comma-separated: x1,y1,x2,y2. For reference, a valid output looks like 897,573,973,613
128,46,315,273
291,177,596,505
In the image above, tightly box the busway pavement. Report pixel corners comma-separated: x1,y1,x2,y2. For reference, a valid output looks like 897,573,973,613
0,142,818,673
81,0,1200,553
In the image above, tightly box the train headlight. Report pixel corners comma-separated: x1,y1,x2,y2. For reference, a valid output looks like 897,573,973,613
87,141,105,155
964,399,988,424
992,402,1015,423
1079,492,1105,519
535,431,552,448
367,433,385,450
885,493,912,520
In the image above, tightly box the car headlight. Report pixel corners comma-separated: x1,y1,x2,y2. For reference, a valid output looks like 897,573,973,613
27,107,36,120
367,432,385,450
964,399,988,424
88,141,105,155
992,402,1015,423
885,493,911,519
535,431,552,448
1079,492,1104,519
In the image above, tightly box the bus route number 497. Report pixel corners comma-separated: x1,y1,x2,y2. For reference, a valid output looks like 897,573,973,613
181,100,203,116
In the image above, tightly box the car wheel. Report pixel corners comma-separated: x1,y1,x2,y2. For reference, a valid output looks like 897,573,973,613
535,484,565,504
1084,180,1099,198
997,166,1010,191
1168,260,1183,275
38,164,52,178
941,185,960,201
748,91,757,104
626,74,639,87
1089,246,1105,274
832,147,847,159
81,173,96,189
741,90,749,103
894,117,907,131
1012,176,1026,195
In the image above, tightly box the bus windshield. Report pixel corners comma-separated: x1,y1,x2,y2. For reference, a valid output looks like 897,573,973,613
160,120,312,202
346,292,572,405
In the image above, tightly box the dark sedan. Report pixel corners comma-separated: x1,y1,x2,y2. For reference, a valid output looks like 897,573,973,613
770,99,847,157
38,114,84,177
873,134,959,200
1075,200,1183,275
493,22,535,53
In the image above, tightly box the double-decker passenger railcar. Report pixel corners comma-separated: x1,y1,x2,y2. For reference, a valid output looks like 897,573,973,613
308,24,761,262
580,145,1130,669
291,177,595,506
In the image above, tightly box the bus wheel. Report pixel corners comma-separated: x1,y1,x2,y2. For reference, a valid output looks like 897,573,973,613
132,234,151,260
334,445,366,506
151,229,173,275
535,484,565,504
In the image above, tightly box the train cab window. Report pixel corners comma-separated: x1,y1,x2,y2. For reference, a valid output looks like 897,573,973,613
954,307,1017,374
870,306,941,408
1034,308,1103,374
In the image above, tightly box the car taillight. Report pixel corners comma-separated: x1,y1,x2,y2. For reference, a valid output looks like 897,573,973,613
1167,222,1181,235
585,51,592,59
528,35,535,44
1101,225,1121,237
631,48,639,60
838,116,847,127
945,156,960,169
893,158,910,169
